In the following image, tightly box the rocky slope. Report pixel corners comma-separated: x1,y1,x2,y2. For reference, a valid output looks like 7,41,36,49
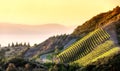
72,6,120,43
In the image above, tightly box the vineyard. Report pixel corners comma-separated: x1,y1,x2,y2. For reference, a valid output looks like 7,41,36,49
71,40,119,66
91,47,120,62
56,28,110,63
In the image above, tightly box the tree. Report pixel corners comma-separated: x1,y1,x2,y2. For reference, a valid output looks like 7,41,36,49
15,42,18,47
54,46,59,55
34,43,37,47
6,63,17,71
52,46,60,63
12,43,15,47
19,42,22,46
24,63,32,71
8,43,10,47
23,42,27,46
27,43,30,47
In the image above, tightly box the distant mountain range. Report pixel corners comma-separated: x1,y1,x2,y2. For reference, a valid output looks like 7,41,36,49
0,23,75,35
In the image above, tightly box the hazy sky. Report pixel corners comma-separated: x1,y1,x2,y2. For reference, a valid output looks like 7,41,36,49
0,0,120,46
0,0,120,26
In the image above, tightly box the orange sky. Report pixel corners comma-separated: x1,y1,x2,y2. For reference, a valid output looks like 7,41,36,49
0,0,120,26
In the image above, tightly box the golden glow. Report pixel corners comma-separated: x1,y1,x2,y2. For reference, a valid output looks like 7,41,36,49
0,0,119,26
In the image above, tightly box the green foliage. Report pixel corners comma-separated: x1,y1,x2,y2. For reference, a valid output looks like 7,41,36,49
57,28,110,63
71,41,119,66
46,54,53,60
11,43,15,47
92,47,120,63
82,52,120,71
43,63,55,68
47,63,79,71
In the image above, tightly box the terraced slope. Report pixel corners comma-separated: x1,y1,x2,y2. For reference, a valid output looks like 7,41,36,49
92,47,120,63
56,28,110,63
71,40,119,66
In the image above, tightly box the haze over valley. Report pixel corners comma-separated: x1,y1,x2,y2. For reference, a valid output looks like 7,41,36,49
0,23,75,46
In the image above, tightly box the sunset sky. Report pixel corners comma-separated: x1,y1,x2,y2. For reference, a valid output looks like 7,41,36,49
0,0,120,46
0,0,120,26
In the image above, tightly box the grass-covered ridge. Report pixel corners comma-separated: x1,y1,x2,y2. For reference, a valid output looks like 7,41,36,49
56,28,110,63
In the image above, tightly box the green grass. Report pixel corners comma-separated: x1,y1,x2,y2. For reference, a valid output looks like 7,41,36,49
91,47,120,63
56,28,110,63
71,40,116,66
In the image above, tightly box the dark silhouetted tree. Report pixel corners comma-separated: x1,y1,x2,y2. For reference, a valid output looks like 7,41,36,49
34,43,37,47
24,42,27,46
19,43,22,46
8,43,10,47
15,42,18,47
27,43,30,47
11,43,15,47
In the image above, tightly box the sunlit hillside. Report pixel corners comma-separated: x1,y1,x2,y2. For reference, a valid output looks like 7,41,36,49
0,3,120,71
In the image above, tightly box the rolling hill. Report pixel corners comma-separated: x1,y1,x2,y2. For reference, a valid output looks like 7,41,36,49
24,6,120,61
56,6,120,67
0,6,120,71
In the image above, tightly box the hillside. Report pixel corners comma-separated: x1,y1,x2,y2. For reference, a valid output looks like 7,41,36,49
0,43,29,61
72,6,120,44
24,34,76,59
56,28,111,63
24,6,120,60
0,6,120,71
55,6,120,69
